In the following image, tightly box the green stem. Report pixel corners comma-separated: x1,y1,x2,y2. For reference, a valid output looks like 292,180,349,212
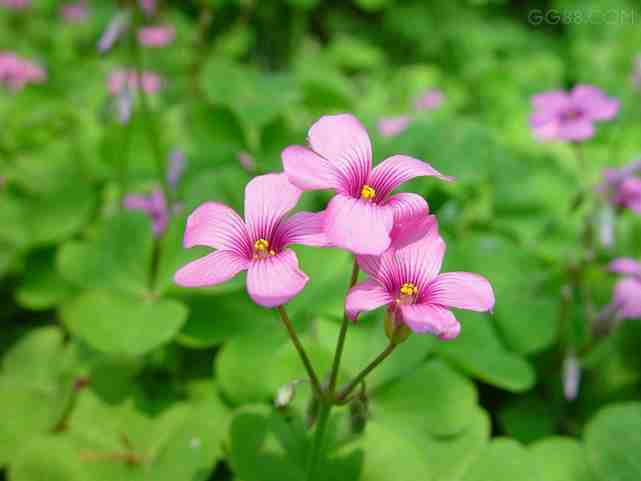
306,400,331,481
276,306,323,398
327,257,360,394
335,342,397,404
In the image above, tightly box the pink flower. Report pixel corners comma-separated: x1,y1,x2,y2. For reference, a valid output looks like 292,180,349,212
529,85,619,142
0,52,45,91
138,0,155,15
137,25,175,47
174,174,328,307
124,189,169,236
604,258,641,320
167,150,186,191
345,217,495,339
414,89,444,111
598,160,641,214
238,151,256,172
0,0,30,9
282,113,453,255
61,2,88,23
377,115,411,138
107,69,162,96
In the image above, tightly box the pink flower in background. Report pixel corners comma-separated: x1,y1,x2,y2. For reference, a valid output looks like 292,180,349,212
0,0,30,9
282,113,453,255
529,85,619,142
238,151,256,172
345,217,495,339
139,0,155,15
598,159,641,214
0,52,46,91
175,174,328,307
377,116,411,138
137,25,175,47
98,11,131,53
108,69,162,96
124,189,170,236
61,2,88,23
415,88,444,111
167,150,186,191
602,258,641,321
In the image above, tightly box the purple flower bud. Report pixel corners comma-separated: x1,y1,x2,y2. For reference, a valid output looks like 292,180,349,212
562,351,581,401
116,86,133,124
238,151,256,172
98,12,131,53
167,150,186,191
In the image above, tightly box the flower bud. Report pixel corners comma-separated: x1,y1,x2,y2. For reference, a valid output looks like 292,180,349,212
384,310,411,345
274,380,302,409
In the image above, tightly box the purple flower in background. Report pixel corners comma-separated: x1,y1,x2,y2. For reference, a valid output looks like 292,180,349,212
61,2,88,23
282,113,453,255
529,85,619,142
415,89,444,111
377,116,411,138
0,52,46,91
238,151,256,172
98,11,131,53
174,174,328,307
137,25,175,47
167,150,186,191
562,351,581,401
124,189,169,236
601,258,641,321
345,217,495,340
0,0,30,9
107,69,162,123
598,159,641,214
139,0,155,15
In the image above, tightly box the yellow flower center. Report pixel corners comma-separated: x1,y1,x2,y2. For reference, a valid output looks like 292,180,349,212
400,282,418,296
253,239,276,259
360,184,376,200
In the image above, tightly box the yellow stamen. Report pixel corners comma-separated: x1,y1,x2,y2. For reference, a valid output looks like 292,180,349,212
360,184,376,200
254,239,270,252
400,282,418,296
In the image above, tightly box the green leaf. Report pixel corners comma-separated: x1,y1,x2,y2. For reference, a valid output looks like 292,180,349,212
499,395,561,444
58,212,153,296
10,436,87,481
435,311,535,392
585,402,641,481
0,327,77,467
530,437,595,481
61,289,188,356
460,438,540,481
16,249,76,310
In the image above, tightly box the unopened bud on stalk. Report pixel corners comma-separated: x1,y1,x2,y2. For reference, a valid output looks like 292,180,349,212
274,379,303,409
384,310,411,345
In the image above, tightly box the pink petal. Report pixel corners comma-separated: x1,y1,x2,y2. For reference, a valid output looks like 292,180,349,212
281,145,341,191
609,258,641,277
244,173,302,242
324,194,394,255
272,211,331,248
393,222,445,289
123,194,151,211
613,277,641,319
174,250,249,287
571,85,619,121
557,119,595,141
183,202,251,257
427,272,495,312
377,116,412,138
246,249,309,307
400,303,460,340
345,279,393,321
531,90,570,112
307,113,372,194
386,192,432,248
369,154,453,199
531,119,561,142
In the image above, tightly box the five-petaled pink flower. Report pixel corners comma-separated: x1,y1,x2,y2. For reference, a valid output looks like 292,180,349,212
137,25,175,47
345,217,495,339
174,173,328,307
529,85,619,142
282,113,453,255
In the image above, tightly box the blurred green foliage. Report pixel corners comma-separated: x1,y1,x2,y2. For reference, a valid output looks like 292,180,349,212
2,0,641,480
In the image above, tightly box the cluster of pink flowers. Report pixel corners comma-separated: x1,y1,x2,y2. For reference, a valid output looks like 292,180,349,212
0,52,46,91
377,88,444,138
529,85,619,142
107,69,162,123
0,0,29,9
137,25,175,47
60,2,89,23
175,114,495,340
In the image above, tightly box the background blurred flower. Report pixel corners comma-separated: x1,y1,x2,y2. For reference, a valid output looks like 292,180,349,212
174,174,328,307
138,0,155,15
283,113,452,255
414,88,444,111
346,218,495,340
107,69,162,96
238,151,256,172
60,2,88,23
97,11,130,53
167,149,186,191
529,85,619,142
562,351,581,401
377,115,411,138
137,25,175,47
0,52,45,91
123,189,169,236
0,0,30,9
601,258,641,322
598,159,641,214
